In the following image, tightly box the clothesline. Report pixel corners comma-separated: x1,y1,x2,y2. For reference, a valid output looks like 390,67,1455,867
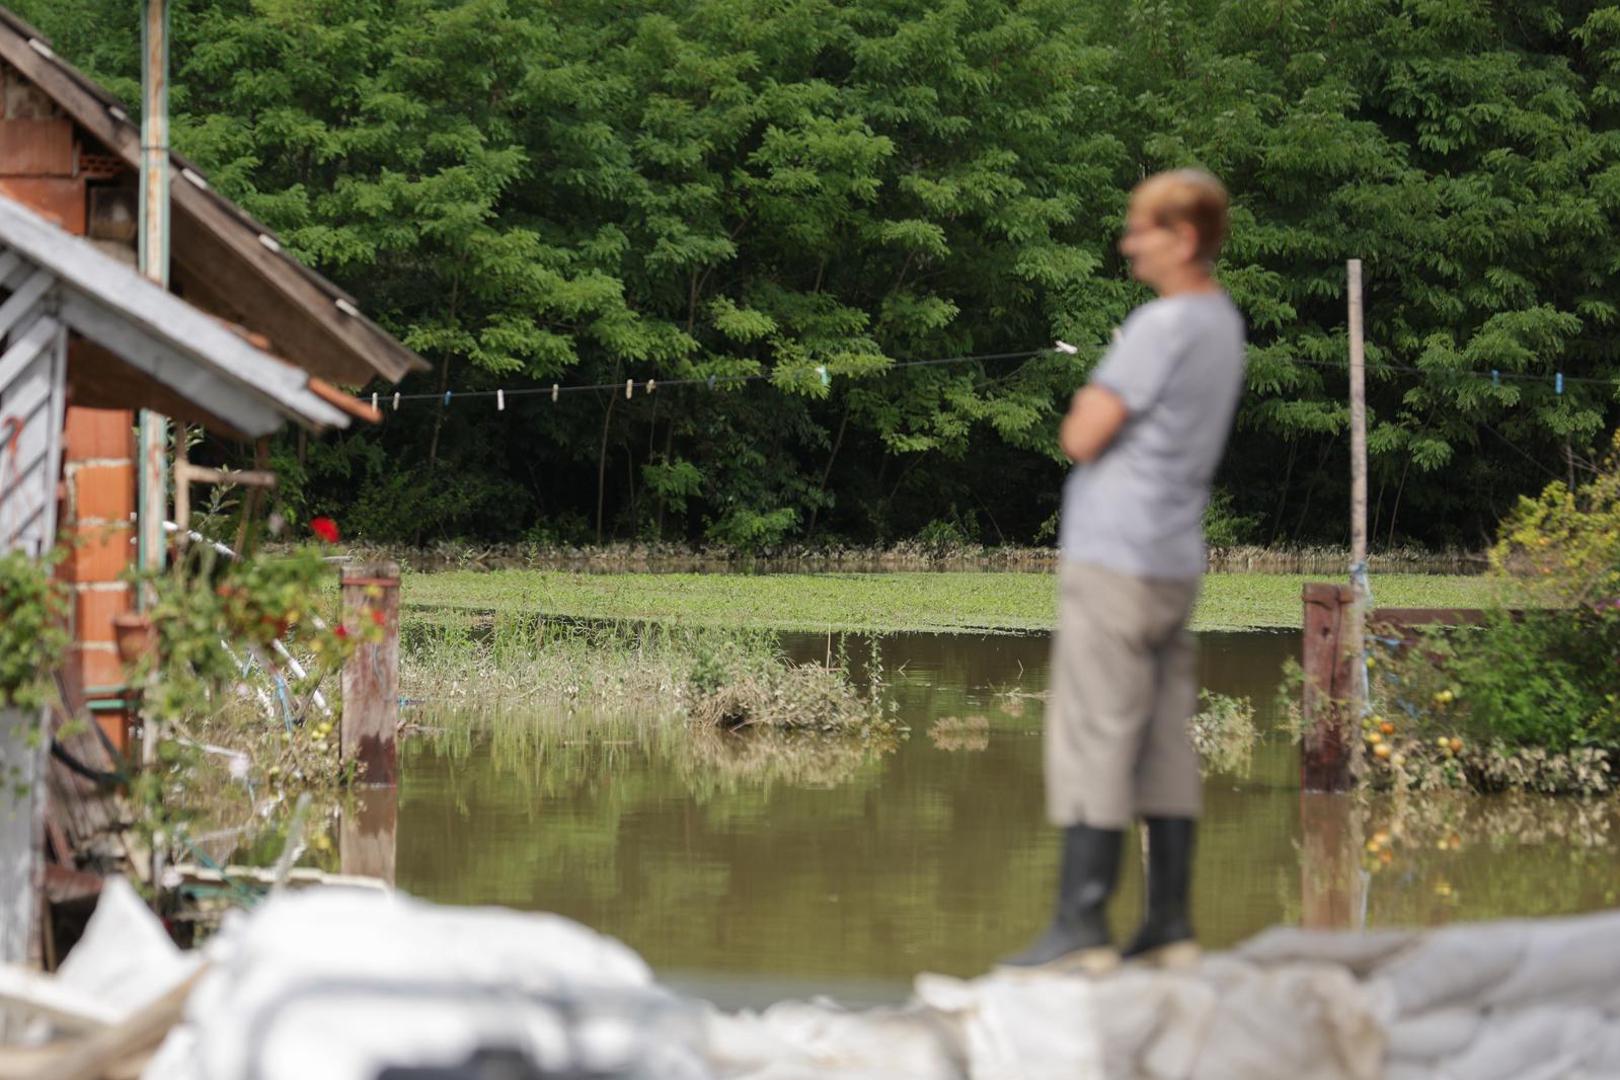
354,341,1610,412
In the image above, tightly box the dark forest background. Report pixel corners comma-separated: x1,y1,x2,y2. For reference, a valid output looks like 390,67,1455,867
22,0,1620,550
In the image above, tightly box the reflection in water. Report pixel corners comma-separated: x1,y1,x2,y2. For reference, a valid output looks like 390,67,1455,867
394,629,1620,1006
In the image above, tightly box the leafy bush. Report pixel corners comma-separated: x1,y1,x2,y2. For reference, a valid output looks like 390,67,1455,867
704,507,797,553
0,548,68,710
1355,434,1620,791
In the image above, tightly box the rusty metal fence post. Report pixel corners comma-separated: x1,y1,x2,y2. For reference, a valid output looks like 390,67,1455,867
1301,583,1356,792
341,561,399,786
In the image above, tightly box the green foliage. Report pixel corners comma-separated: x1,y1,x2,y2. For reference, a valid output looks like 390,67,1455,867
1202,489,1260,549
22,0,1620,548
0,549,68,711
704,506,797,553
1357,441,1620,791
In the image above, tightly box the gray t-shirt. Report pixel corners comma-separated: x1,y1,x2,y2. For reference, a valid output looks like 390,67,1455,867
1058,291,1246,579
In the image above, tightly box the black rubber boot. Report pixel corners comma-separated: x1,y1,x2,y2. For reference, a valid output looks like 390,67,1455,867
1122,817,1200,968
998,825,1124,974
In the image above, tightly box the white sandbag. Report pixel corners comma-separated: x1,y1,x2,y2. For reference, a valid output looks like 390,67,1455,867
711,997,966,1079
11,876,200,1041
917,970,1102,1079
147,886,711,1080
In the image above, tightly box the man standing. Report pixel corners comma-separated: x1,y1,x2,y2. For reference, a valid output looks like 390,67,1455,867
1003,169,1246,973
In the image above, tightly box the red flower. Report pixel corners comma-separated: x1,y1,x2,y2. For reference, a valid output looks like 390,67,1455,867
370,609,387,626
333,625,350,640
310,517,341,544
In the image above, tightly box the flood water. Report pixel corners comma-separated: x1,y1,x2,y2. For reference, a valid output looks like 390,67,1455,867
380,629,1620,1008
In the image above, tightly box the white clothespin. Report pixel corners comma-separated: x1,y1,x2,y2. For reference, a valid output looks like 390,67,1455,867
646,379,656,394
1054,341,1079,355
392,391,401,410
371,392,378,411
626,379,634,400
816,364,829,387
497,389,505,411
551,384,559,403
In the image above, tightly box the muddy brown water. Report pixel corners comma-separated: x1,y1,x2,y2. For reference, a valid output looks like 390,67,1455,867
389,630,1620,1008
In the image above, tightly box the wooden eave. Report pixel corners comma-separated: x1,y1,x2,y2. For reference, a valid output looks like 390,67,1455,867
0,9,429,388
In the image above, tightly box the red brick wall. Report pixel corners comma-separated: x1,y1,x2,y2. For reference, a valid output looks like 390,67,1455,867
2,64,139,743
57,409,136,743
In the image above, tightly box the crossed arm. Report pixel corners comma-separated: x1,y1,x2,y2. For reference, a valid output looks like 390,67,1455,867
1059,384,1129,464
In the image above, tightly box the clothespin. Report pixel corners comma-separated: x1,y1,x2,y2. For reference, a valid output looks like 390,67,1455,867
1054,341,1079,355
1556,372,1565,395
816,364,830,388
551,384,559,403
443,390,452,407
392,391,400,410
1491,370,1500,388
646,379,657,394
497,389,505,411
707,375,717,390
626,379,634,400
371,391,378,411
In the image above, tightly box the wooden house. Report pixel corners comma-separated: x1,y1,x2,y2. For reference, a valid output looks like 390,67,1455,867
0,7,428,969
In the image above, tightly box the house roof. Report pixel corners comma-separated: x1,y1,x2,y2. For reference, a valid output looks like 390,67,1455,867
0,192,351,436
0,8,429,387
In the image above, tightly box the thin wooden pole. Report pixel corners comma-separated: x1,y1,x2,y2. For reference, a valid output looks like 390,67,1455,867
1346,259,1369,726
1348,259,1368,567
136,0,171,587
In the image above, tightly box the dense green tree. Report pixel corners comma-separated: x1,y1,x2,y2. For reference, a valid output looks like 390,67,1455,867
20,0,1620,549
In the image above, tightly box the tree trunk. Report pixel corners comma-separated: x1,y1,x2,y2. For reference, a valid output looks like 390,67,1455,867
595,368,621,544
808,408,850,537
1386,456,1412,549
655,420,674,539
427,356,451,469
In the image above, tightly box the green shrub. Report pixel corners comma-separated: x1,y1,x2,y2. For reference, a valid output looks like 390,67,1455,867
0,549,68,711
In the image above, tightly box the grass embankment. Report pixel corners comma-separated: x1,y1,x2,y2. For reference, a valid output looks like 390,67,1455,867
402,570,1510,635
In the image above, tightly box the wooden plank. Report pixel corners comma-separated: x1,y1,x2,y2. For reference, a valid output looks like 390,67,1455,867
341,561,400,786
0,708,48,971
59,292,312,438
21,966,205,1080
0,198,347,436
0,964,117,1032
0,198,340,422
0,268,53,342
0,308,53,389
175,464,276,489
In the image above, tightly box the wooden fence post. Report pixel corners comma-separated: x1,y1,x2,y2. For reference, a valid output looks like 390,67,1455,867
1299,793,1365,930
340,786,397,887
1302,582,1356,792
341,561,399,786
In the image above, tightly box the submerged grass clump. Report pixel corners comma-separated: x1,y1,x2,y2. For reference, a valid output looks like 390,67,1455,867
1190,691,1258,777
400,615,894,739
929,715,991,752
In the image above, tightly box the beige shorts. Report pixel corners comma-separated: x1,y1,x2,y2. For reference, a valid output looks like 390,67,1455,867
1045,561,1203,829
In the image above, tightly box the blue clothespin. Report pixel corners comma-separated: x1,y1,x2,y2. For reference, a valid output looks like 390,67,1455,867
707,375,717,390
1556,372,1564,396
816,364,830,388
1491,370,1500,388
444,390,453,406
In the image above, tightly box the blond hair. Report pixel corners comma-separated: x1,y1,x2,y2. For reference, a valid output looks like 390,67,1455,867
1131,169,1229,263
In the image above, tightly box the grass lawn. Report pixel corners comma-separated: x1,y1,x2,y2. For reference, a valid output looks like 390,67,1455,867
402,570,1514,634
